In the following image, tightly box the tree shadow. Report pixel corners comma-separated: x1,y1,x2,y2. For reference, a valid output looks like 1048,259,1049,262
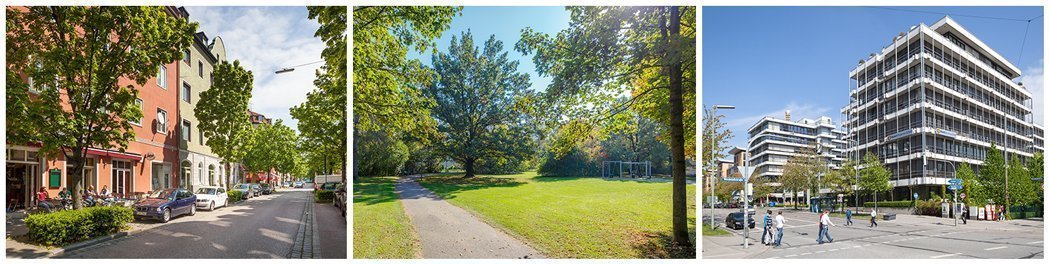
352,177,399,206
628,230,697,259
416,174,525,200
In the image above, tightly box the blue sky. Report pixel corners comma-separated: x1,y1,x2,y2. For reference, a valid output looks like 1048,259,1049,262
185,6,324,132
704,6,1044,152
406,6,572,92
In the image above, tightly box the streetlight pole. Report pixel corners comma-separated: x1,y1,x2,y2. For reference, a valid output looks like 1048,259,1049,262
743,148,750,249
946,160,957,226
710,105,735,230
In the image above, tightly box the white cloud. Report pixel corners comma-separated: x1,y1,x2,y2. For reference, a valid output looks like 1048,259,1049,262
725,102,832,129
1020,59,1044,125
183,6,324,131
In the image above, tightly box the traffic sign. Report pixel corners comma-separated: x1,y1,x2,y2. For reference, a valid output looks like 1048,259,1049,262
913,193,919,199
948,185,962,190
723,177,745,182
948,179,962,184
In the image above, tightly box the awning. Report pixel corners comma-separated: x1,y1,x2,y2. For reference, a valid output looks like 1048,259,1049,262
84,147,143,161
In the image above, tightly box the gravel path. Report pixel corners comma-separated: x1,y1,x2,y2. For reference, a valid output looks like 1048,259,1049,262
396,175,542,259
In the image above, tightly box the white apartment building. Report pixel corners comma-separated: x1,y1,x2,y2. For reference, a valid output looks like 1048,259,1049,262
747,113,847,200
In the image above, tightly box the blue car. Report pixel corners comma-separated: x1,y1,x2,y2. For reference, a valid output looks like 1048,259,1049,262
134,188,197,222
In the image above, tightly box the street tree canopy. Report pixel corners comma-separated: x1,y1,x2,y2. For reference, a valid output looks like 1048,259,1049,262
6,6,196,208
858,152,892,203
197,60,254,164
243,120,299,175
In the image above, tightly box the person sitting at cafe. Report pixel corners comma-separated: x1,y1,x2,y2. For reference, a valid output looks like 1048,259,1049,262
58,187,71,208
36,187,54,211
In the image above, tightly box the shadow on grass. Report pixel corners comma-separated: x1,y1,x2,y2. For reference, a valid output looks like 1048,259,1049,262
629,230,697,259
353,177,399,206
416,174,526,200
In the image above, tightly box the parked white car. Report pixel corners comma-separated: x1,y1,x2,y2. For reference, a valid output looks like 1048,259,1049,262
194,186,228,211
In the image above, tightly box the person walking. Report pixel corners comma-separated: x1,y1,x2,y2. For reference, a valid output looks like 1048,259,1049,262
962,207,968,224
845,208,853,226
774,211,786,247
761,210,773,245
870,209,878,227
817,210,835,244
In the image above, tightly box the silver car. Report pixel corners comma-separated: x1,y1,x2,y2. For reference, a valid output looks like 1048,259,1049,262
232,184,254,200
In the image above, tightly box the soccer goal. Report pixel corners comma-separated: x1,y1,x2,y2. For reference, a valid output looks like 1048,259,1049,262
602,161,651,179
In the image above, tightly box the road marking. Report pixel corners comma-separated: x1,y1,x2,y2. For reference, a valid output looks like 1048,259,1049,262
984,246,1007,251
784,254,798,258
1027,241,1043,244
931,253,961,258
799,252,812,256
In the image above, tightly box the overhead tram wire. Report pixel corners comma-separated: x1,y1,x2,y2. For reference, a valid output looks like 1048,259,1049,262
1017,14,1043,65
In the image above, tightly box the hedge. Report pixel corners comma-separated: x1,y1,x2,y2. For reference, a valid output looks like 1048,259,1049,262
24,206,133,246
227,190,244,203
315,190,334,203
863,200,914,208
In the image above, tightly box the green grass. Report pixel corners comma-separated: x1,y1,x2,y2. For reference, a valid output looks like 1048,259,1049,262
702,223,731,236
353,177,419,258
418,171,696,258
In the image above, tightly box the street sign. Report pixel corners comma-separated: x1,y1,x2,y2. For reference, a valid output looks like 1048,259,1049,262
948,185,962,190
948,179,962,184
723,177,745,182
913,193,919,199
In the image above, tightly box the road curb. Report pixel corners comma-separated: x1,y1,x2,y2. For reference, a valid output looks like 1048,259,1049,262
50,225,151,258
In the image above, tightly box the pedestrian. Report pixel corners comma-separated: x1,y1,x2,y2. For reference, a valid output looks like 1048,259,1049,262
998,206,1005,221
870,209,878,227
846,208,853,226
962,207,968,224
35,187,54,212
817,209,835,244
761,209,773,245
774,210,786,247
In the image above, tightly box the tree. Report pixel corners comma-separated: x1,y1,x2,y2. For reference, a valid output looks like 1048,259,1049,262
858,152,892,211
702,105,734,187
243,120,299,178
826,158,858,209
516,6,696,248
957,162,983,205
7,7,196,209
780,152,810,209
426,31,534,178
1007,155,1036,207
293,7,347,182
979,144,1007,208
352,7,461,180
197,60,254,187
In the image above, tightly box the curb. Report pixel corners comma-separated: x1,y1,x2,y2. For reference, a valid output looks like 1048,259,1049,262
49,225,151,258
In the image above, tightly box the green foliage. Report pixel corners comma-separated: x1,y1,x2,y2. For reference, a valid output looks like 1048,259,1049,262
295,7,347,180
957,162,983,205
352,6,460,134
701,105,734,179
197,60,254,163
7,7,196,209
355,130,410,176
226,190,243,203
24,206,134,246
780,144,824,208
826,158,858,198
315,190,335,203
1008,154,1038,206
601,110,672,175
538,146,600,177
426,31,535,177
858,152,892,201
243,120,299,175
979,144,1007,205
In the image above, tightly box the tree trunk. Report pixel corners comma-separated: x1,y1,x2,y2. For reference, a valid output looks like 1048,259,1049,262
666,6,691,248
69,147,86,210
463,159,476,178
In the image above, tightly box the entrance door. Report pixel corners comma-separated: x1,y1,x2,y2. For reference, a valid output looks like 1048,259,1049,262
6,164,32,209
112,160,132,195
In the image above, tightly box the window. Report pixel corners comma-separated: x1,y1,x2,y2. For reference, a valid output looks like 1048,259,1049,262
156,108,168,133
183,49,190,63
156,65,167,89
182,120,191,142
130,99,143,125
182,82,191,103
198,61,203,77
112,160,132,195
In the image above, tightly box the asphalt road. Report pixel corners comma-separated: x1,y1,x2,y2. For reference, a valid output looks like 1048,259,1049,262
703,207,1043,259
58,188,345,258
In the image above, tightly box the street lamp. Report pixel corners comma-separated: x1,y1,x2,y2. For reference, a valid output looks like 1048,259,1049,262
709,105,735,231
944,160,957,226
274,60,324,75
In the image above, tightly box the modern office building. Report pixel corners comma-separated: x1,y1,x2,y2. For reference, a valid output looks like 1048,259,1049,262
841,16,1038,200
747,113,847,201
178,8,238,190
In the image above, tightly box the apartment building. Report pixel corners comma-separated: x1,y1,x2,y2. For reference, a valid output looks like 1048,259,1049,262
747,114,847,200
841,16,1038,200
6,6,183,208
177,8,240,190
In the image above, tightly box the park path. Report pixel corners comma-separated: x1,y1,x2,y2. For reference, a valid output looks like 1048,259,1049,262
395,174,543,259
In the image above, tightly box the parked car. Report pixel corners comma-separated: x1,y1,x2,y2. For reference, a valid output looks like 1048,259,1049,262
134,188,196,223
294,181,304,188
725,212,756,230
741,204,756,216
317,182,339,192
249,184,262,196
260,183,274,195
333,183,346,217
194,186,228,211
232,184,254,200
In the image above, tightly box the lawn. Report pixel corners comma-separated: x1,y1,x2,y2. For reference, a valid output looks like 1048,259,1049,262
353,176,419,258
417,171,697,258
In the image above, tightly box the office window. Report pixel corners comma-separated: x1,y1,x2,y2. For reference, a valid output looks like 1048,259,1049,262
156,65,167,89
182,120,191,142
130,99,143,125
182,82,191,103
198,61,203,77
